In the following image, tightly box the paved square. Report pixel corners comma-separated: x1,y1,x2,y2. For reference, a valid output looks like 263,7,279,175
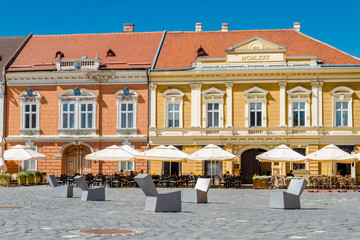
0,186,359,239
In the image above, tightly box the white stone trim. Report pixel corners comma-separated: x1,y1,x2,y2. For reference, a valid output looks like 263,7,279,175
244,86,268,127
201,87,225,128
331,86,354,127
115,88,139,131
190,83,202,128
19,90,42,136
278,81,287,127
287,86,312,127
150,83,157,128
225,83,233,128
163,88,184,128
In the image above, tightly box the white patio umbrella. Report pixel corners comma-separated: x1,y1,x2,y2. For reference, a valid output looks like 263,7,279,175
120,145,144,156
306,144,358,185
256,144,306,176
256,145,307,163
85,145,135,175
4,145,46,172
187,144,238,177
135,145,188,175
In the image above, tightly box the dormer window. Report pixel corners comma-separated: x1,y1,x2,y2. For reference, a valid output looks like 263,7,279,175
55,51,64,59
196,46,208,57
106,49,116,57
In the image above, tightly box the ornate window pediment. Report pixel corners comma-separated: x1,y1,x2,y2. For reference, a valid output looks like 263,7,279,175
115,87,139,101
57,87,98,101
287,86,311,99
244,86,268,100
202,87,225,100
330,86,354,100
19,88,42,102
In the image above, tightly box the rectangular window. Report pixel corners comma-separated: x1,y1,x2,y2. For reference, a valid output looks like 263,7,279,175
207,103,219,127
168,103,180,128
119,102,135,129
293,148,306,170
293,102,305,127
62,103,75,129
205,161,222,175
23,103,38,129
335,102,348,127
119,161,134,171
250,102,262,127
80,103,94,129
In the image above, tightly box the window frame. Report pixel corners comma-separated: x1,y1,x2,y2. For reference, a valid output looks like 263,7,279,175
163,88,184,128
22,145,38,171
57,88,98,135
115,88,139,133
201,87,225,128
330,86,354,128
244,86,268,127
287,86,311,128
19,90,41,134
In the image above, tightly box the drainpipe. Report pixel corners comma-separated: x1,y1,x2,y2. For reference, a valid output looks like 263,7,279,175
146,30,167,173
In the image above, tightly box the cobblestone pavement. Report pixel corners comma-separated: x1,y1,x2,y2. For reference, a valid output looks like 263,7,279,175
0,186,359,239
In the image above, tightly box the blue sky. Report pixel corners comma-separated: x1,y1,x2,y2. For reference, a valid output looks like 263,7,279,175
1,0,360,58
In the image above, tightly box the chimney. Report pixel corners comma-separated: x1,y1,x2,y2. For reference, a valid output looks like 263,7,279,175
123,23,135,33
293,22,300,32
221,23,229,32
195,23,202,32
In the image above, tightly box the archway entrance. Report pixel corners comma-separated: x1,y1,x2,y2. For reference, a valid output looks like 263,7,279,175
64,145,91,175
241,148,270,184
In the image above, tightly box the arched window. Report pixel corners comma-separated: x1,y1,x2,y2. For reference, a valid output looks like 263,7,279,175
115,87,138,135
57,87,98,135
201,87,225,128
330,86,354,127
163,88,184,128
19,88,42,136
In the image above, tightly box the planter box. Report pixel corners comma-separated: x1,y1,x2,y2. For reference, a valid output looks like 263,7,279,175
253,179,269,189
34,176,41,184
0,178,10,186
17,178,26,186
26,176,34,185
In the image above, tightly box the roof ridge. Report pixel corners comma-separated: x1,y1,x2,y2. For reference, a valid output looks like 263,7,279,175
167,29,295,33
296,31,360,61
34,32,163,37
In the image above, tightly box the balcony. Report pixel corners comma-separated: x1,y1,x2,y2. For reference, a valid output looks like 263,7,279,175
56,56,100,71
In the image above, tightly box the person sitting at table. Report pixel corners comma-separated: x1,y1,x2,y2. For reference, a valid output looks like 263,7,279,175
119,170,125,176
286,170,294,177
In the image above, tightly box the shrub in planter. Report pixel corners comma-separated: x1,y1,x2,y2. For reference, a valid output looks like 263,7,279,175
0,174,11,186
252,174,269,189
33,172,42,184
26,172,35,185
41,172,47,183
16,172,27,186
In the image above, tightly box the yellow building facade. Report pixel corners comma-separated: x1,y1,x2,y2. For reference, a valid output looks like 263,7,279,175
149,24,360,183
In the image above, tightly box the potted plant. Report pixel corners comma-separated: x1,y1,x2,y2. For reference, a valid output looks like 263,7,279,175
252,174,269,189
33,172,42,184
16,172,27,186
0,174,11,186
25,172,35,185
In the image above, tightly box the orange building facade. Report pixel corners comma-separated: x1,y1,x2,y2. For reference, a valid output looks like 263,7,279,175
5,30,164,175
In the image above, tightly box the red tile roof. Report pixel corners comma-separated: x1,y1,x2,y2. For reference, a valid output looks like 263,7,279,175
155,29,360,69
9,32,164,71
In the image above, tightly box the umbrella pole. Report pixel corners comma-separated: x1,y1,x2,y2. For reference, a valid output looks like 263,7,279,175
113,162,115,176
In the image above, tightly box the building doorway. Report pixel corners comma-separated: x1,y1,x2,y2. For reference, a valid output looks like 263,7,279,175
163,162,181,176
64,145,91,175
241,148,269,184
